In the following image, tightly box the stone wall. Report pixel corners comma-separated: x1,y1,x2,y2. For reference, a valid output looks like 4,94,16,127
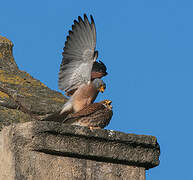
0,121,160,180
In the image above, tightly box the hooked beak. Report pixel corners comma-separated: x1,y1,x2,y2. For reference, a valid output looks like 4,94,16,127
99,85,105,93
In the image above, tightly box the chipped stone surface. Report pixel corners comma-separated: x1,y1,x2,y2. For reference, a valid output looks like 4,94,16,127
0,35,67,130
0,121,160,179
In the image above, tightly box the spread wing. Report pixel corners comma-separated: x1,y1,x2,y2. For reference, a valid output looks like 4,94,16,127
62,101,113,128
58,14,98,93
69,102,104,118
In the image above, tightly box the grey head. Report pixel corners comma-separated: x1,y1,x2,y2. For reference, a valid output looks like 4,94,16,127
92,78,106,93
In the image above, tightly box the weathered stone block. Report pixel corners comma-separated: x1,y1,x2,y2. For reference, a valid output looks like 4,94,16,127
0,121,160,180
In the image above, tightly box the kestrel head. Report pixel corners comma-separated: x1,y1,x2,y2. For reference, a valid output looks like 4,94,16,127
92,79,106,93
102,100,112,110
91,60,108,80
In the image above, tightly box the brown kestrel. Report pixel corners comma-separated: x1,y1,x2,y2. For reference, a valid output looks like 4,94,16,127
63,100,113,129
58,14,107,115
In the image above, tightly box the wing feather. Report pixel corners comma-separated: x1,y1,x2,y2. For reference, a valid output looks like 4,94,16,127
63,102,105,123
58,14,97,92
71,103,104,118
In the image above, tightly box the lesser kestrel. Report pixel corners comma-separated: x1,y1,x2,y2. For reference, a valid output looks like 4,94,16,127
63,100,113,129
58,14,107,115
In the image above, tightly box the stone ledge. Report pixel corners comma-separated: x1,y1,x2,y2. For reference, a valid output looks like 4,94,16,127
1,121,160,170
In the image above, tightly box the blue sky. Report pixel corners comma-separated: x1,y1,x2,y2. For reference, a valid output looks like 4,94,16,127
1,0,193,179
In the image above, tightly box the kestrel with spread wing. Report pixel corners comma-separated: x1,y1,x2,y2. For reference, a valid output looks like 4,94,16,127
63,100,113,129
58,14,107,115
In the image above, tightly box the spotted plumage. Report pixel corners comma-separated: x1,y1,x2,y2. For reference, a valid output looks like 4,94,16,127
63,100,113,129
